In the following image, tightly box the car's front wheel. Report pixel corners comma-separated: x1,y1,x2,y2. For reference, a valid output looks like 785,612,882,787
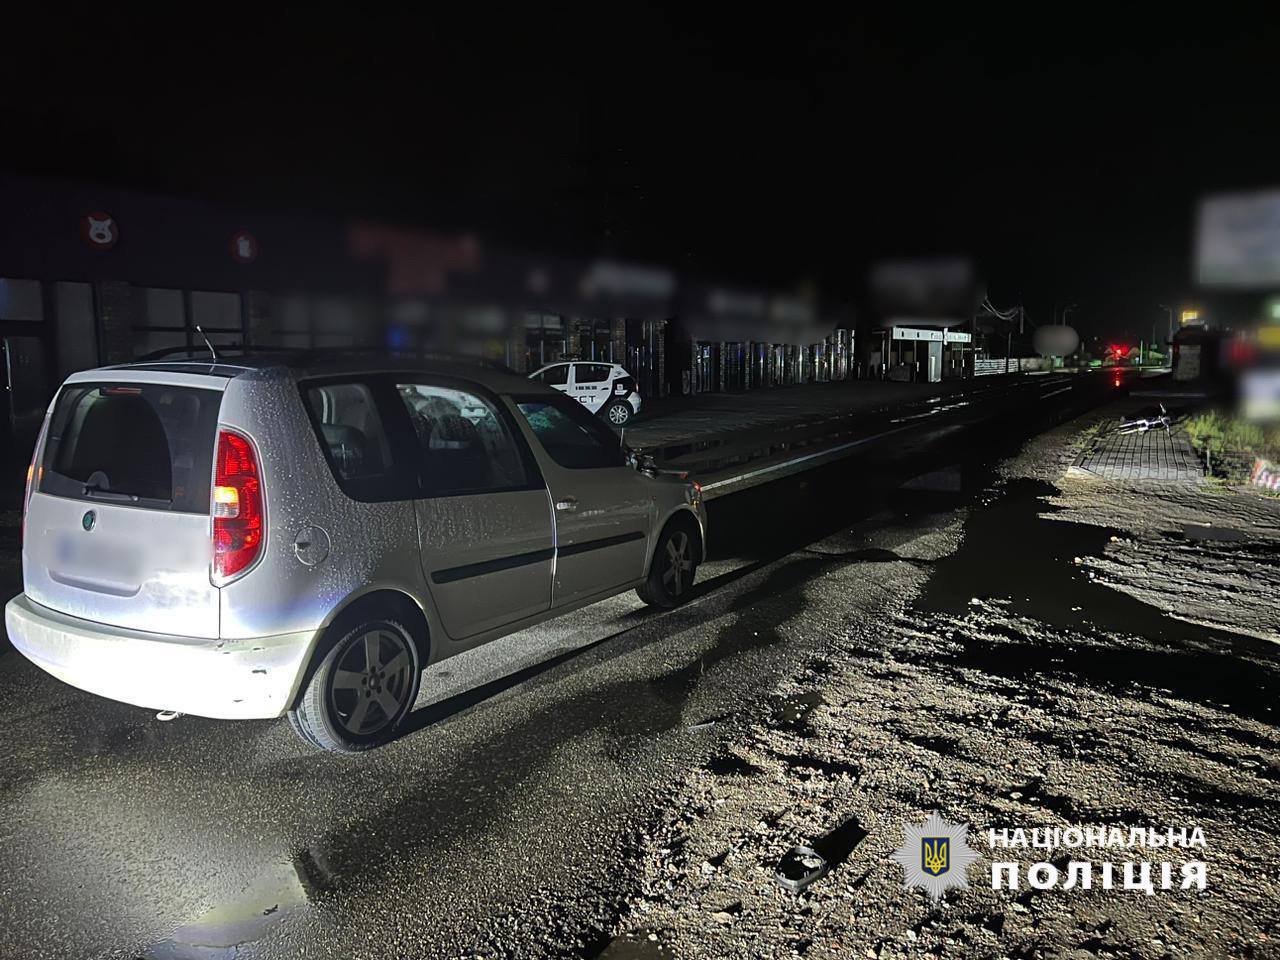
637,521,700,608
605,400,633,426
289,619,421,752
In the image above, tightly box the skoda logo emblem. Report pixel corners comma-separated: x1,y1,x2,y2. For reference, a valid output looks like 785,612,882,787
82,510,96,532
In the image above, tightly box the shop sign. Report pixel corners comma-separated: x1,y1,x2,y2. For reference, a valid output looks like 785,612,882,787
81,212,118,249
230,231,259,263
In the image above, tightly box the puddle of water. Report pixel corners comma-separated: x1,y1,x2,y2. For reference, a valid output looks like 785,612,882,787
899,466,964,493
594,931,671,959
915,479,1123,630
774,691,824,732
907,476,1280,725
141,855,319,959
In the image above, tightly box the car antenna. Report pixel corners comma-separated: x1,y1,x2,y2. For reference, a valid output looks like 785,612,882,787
194,324,220,361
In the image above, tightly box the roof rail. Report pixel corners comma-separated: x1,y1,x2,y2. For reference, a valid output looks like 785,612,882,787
131,343,514,372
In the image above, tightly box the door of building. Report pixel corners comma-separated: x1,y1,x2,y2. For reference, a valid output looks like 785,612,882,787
927,340,943,382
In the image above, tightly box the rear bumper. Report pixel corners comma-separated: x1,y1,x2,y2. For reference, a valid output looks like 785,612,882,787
628,392,642,413
4,594,314,720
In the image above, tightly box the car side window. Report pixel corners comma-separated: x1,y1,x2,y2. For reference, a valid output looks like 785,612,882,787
574,363,612,383
396,383,530,495
304,382,395,483
538,365,570,386
515,395,626,469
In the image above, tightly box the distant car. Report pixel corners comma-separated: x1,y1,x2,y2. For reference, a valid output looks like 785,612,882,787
6,354,706,752
528,361,641,426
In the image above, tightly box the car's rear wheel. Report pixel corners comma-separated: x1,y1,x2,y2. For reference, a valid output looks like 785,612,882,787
289,619,420,753
605,400,633,426
637,521,699,608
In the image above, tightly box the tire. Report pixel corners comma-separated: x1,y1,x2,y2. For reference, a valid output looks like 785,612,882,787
605,400,633,426
288,618,421,753
637,521,700,608
287,709,321,749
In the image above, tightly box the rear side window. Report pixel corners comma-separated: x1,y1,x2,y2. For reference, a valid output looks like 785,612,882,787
40,382,220,512
574,363,612,383
303,382,395,484
396,383,531,496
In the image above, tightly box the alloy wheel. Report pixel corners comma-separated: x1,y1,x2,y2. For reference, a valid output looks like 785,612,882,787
662,531,694,596
328,628,415,736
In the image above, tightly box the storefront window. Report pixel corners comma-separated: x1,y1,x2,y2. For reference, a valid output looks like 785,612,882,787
273,296,311,333
54,282,96,376
143,288,184,326
0,278,43,322
133,330,187,358
191,291,241,331
133,288,187,358
316,297,379,345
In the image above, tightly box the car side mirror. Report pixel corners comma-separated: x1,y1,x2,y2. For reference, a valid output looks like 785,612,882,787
633,449,659,476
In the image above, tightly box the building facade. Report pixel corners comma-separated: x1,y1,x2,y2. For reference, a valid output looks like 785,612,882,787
0,175,865,485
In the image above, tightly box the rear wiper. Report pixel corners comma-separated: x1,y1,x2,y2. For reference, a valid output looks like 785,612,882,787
82,483,138,503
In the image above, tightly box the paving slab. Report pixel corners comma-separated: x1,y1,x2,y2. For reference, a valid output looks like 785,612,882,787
1070,420,1203,482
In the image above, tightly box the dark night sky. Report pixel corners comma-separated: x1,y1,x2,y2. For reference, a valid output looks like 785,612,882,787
3,8,1277,339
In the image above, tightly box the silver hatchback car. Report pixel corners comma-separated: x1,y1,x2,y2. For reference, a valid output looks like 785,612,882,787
5,354,706,752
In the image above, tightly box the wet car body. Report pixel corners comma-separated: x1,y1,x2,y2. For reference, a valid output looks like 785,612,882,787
5,353,706,750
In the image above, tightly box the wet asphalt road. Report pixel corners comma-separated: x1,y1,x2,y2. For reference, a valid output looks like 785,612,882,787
0,374,1117,960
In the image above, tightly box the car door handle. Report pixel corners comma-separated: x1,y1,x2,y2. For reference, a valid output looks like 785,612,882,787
555,497,578,512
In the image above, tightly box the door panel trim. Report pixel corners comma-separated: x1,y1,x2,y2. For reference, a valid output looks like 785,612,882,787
558,530,645,558
431,547,556,585
430,530,645,584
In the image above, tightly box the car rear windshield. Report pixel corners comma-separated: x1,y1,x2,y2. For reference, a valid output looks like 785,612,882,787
39,381,221,513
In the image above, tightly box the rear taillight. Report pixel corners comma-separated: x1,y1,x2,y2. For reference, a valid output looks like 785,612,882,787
212,429,264,582
21,463,33,544
21,415,49,545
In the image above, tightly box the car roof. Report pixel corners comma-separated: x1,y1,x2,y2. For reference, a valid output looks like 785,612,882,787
535,359,619,368
106,350,551,395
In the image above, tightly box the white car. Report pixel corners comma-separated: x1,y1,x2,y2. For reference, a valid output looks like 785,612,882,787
529,361,642,426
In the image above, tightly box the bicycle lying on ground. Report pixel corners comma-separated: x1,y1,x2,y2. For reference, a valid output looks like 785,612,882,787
1118,403,1171,435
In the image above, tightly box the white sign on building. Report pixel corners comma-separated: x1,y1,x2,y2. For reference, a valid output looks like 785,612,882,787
890,326,970,343
1197,190,1280,288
